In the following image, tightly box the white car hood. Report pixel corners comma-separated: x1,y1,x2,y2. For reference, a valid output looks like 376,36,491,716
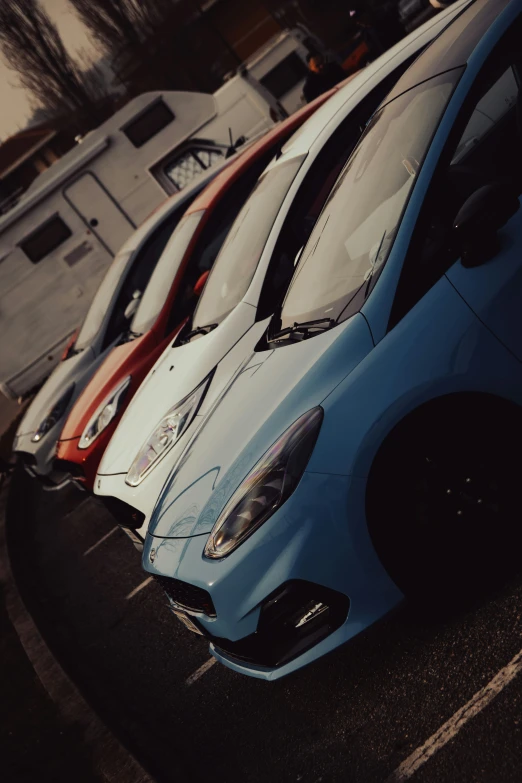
97,302,257,475
16,348,95,436
150,314,374,539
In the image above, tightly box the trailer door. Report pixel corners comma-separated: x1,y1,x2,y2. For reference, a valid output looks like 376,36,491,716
64,173,135,255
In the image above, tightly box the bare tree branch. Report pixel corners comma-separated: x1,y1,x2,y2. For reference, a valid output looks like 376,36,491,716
0,0,107,119
68,0,176,54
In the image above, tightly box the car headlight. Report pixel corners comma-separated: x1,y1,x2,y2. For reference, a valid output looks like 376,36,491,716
31,385,75,443
204,407,323,559
126,376,212,487
79,376,131,449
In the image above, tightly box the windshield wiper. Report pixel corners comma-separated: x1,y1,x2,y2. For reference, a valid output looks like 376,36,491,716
270,318,335,342
179,323,218,345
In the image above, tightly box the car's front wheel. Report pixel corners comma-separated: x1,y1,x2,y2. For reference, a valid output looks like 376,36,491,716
366,397,522,602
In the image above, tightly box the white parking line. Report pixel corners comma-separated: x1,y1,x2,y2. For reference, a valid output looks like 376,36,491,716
387,646,522,782
83,526,119,557
125,576,153,600
186,658,217,686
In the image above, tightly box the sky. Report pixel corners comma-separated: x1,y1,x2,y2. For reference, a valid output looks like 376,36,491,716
0,0,98,140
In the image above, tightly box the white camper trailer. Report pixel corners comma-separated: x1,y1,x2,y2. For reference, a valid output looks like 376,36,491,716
0,83,280,401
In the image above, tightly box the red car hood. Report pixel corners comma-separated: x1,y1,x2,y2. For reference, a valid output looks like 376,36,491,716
59,332,156,440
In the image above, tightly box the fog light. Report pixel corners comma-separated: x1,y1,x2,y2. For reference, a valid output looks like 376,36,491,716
212,580,349,668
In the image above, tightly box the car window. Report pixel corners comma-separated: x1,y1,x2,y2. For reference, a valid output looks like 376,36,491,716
130,211,204,337
452,67,519,164
191,156,306,330
389,58,522,330
75,249,133,351
166,146,288,336
257,55,421,321
278,69,462,331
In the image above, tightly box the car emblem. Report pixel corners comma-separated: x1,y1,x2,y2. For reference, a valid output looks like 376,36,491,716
149,548,156,564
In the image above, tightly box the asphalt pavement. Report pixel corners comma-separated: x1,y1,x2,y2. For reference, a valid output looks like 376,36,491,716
5,465,522,783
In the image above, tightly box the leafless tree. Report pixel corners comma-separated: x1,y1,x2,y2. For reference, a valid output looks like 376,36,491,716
68,0,176,54
0,0,107,119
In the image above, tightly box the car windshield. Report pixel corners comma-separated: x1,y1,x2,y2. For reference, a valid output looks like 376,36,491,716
75,250,133,351
192,156,306,329
279,69,463,330
131,212,203,335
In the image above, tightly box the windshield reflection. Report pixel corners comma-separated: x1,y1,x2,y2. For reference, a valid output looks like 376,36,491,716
279,69,463,331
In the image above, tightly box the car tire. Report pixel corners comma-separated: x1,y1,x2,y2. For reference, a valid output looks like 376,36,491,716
366,396,522,603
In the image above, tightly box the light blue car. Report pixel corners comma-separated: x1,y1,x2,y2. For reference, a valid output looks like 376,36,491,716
143,0,522,680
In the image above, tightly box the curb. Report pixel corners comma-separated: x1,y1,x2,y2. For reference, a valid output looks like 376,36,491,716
0,482,154,783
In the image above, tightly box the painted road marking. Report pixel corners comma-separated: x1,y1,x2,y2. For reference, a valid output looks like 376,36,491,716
387,646,522,782
83,526,119,556
125,576,153,600
186,658,217,686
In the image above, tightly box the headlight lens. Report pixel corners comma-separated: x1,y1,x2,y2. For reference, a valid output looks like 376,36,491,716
204,407,323,559
78,376,131,449
31,385,75,443
125,376,211,487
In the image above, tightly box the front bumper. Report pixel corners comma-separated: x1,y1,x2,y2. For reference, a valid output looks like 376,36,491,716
14,428,64,481
143,472,404,680
93,426,200,543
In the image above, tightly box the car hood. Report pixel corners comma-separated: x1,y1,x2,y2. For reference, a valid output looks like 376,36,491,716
149,313,374,539
97,303,257,475
59,333,153,440
16,348,95,436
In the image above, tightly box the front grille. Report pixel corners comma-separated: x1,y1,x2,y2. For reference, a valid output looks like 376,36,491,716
17,452,37,467
154,574,216,617
99,496,145,530
53,458,85,478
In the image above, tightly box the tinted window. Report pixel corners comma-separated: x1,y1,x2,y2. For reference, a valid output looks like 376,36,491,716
20,216,72,263
260,53,308,99
192,156,305,329
452,66,518,163
76,206,190,350
131,212,204,336
123,101,175,148
280,70,462,330
389,60,522,330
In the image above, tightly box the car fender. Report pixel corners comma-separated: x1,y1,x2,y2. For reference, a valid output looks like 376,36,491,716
309,273,522,479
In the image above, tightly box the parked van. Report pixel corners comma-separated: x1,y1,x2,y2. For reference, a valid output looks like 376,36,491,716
0,84,280,401
236,25,331,116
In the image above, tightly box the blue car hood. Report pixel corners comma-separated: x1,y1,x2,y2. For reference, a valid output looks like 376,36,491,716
149,314,374,539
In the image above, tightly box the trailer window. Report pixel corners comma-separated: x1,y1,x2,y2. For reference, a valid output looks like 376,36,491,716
260,53,308,100
123,100,175,148
164,147,225,191
20,216,72,263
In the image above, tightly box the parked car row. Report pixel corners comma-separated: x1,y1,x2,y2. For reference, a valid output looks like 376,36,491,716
13,0,522,681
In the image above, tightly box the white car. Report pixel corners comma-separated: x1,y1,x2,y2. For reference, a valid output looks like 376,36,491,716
94,0,471,544
13,165,226,486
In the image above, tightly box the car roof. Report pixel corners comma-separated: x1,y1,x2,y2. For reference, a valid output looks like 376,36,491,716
384,0,514,104
119,156,233,255
265,0,473,166
183,88,339,215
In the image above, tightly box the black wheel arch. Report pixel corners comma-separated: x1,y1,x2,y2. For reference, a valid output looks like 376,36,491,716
365,390,522,512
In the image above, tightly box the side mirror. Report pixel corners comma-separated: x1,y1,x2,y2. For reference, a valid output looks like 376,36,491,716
124,290,141,320
453,182,520,268
193,270,209,297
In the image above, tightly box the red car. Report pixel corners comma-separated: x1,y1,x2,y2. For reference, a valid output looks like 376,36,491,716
54,91,336,489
